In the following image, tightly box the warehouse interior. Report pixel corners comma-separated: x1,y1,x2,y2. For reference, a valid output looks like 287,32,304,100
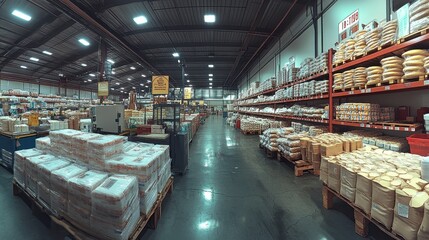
1,0,429,240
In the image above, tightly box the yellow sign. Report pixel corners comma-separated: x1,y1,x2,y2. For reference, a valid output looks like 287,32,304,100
184,87,192,99
152,75,169,95
199,100,204,105
98,82,109,96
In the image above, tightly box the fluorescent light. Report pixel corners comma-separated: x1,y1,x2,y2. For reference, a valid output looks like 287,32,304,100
111,71,116,75
120,90,124,93
141,74,146,77
84,80,87,83
88,79,92,82
147,80,151,82
29,57,39,62
204,14,216,23
187,80,190,83
133,15,148,25
208,74,213,77
132,86,136,89
20,65,27,69
130,66,136,70
189,84,192,87
78,38,90,46
120,87,124,90
42,51,52,55
115,82,120,85
12,10,31,21
89,73,95,77
111,88,114,90
209,86,212,89
184,73,188,76
140,83,144,86
107,59,115,64
81,63,87,67
209,78,213,81
145,85,148,88
141,90,144,92
178,59,181,63
127,78,131,81
209,82,212,85
208,64,214,68
172,52,179,57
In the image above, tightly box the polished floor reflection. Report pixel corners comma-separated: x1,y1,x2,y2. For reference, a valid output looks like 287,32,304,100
0,116,387,239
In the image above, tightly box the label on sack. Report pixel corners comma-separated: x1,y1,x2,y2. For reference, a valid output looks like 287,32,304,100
398,203,409,218
372,202,381,211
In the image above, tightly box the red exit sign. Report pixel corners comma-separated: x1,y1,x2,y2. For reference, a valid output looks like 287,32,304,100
338,10,359,33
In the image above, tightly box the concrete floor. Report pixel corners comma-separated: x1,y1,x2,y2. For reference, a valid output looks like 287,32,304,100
0,116,388,240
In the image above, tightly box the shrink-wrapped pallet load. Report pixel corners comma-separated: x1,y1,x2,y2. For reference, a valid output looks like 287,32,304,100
380,19,398,46
13,148,43,187
409,0,429,33
35,137,51,152
366,66,383,86
36,159,71,207
71,133,102,164
86,135,125,170
25,154,56,197
90,175,140,240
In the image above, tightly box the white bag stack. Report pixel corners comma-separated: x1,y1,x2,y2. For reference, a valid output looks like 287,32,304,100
49,129,83,156
13,149,43,187
36,159,71,207
86,135,125,169
68,170,109,228
71,133,102,164
91,175,140,240
35,137,51,152
50,164,87,216
25,154,56,197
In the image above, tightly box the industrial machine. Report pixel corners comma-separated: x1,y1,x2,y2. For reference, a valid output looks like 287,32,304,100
90,105,125,134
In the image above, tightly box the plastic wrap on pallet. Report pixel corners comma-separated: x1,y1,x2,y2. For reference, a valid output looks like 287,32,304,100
25,154,57,197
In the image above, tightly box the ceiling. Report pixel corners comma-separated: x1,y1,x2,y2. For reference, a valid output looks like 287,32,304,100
0,0,308,95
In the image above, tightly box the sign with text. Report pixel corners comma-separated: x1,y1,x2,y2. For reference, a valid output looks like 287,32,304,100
98,81,109,96
339,10,359,33
184,87,192,99
152,75,169,95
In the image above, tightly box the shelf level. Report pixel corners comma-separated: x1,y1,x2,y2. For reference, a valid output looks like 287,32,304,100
332,80,429,97
332,120,423,132
236,111,328,124
238,93,329,107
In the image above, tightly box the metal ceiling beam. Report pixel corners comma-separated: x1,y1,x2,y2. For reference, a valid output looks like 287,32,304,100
0,20,75,70
98,0,147,11
123,25,272,37
45,0,160,75
140,42,257,50
227,0,300,87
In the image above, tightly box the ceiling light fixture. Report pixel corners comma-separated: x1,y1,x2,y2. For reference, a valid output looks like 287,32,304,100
209,86,212,89
209,78,213,81
187,80,190,82
208,64,214,68
30,57,39,62
115,82,120,85
107,59,115,64
78,38,90,46
209,82,212,85
140,83,144,86
89,73,95,77
12,10,31,21
111,88,114,90
127,78,131,81
84,80,87,83
42,51,52,55
120,87,124,90
130,66,136,70
20,65,27,69
81,63,87,67
133,15,148,25
141,90,144,92
204,14,216,23
87,79,92,82
145,85,148,88
172,52,179,57
208,74,213,77
189,84,192,87
184,73,188,76
120,90,124,93
132,87,136,89
141,74,146,77
111,71,116,75
147,80,151,82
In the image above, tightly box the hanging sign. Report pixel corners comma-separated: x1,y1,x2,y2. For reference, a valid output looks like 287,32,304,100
184,87,192,99
338,10,359,41
98,81,109,96
397,4,410,38
152,75,169,95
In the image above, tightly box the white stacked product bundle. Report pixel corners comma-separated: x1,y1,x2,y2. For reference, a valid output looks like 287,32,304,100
320,147,429,240
288,67,299,82
291,122,302,132
86,135,125,170
335,103,381,122
49,129,83,156
409,0,429,33
67,170,109,228
36,159,71,208
333,41,346,66
380,19,398,46
315,80,329,94
157,153,172,193
260,107,275,113
316,52,328,73
297,58,312,79
35,136,51,152
13,149,43,187
25,154,57,197
71,133,102,165
50,164,87,216
293,84,299,98
49,120,69,131
278,67,287,86
261,128,280,152
91,175,140,240
79,119,92,132
240,118,261,132
279,133,307,161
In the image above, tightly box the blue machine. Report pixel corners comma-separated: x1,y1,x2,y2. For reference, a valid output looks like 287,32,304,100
0,132,37,171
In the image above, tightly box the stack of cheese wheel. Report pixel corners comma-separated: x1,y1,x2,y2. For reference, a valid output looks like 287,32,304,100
353,67,367,88
333,42,346,65
353,30,368,57
333,73,343,91
365,28,382,52
402,49,429,80
424,56,429,74
380,19,398,46
344,39,356,61
381,56,404,83
343,69,355,89
366,66,383,86
409,0,429,33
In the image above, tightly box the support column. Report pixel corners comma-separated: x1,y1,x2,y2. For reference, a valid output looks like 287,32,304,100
98,38,107,104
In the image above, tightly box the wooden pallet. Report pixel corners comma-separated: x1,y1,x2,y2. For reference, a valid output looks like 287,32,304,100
13,178,174,240
402,75,425,82
265,147,276,158
378,40,396,50
398,26,429,43
379,121,421,129
322,184,402,239
277,152,316,177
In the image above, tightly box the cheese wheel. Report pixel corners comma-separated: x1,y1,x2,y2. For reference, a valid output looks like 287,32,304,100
410,9,429,23
403,66,425,72
402,49,429,58
403,72,425,79
410,1,429,16
383,73,403,79
382,56,403,62
367,71,383,76
382,29,397,36
404,55,426,62
382,76,402,82
382,63,403,69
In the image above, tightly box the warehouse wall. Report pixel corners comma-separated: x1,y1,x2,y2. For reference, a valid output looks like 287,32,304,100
237,0,389,92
